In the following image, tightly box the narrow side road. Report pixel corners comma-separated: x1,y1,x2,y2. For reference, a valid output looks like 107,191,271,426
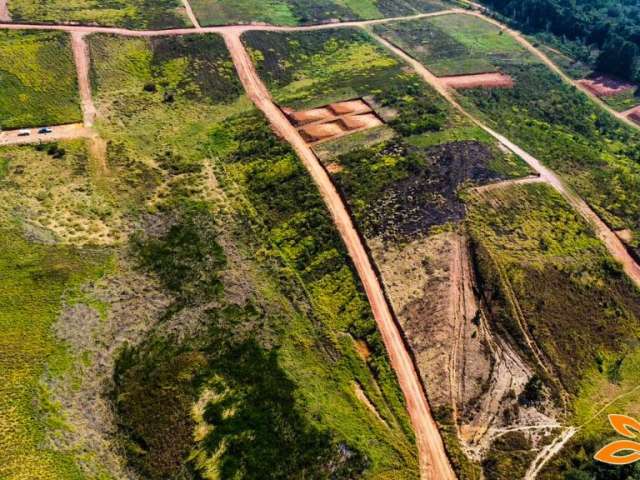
369,29,640,290
70,32,97,127
0,123,92,146
0,0,9,22
223,30,457,480
0,9,458,37
457,7,640,131
181,0,201,29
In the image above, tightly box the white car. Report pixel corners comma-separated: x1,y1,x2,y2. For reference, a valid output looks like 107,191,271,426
17,129,31,137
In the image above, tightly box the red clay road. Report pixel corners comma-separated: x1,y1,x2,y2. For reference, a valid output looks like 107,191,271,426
223,30,456,480
0,0,9,22
71,32,97,127
0,10,458,36
369,30,640,290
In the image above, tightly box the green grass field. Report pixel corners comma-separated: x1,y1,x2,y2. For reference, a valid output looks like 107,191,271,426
468,183,640,480
189,0,449,26
374,13,534,76
0,31,81,129
8,0,187,28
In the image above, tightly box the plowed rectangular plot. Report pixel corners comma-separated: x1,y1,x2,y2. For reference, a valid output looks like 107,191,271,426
7,0,187,28
0,31,81,129
374,13,534,76
286,98,384,144
189,0,448,26
441,72,513,89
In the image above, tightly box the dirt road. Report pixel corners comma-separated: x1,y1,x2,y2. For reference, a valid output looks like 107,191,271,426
0,123,92,146
0,9,459,37
70,32,97,127
180,0,201,29
0,0,9,22
223,30,456,480
369,30,640,290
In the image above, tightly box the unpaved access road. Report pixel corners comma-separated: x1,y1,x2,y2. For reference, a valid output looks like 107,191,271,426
71,32,97,127
0,0,9,22
0,123,92,146
223,30,456,480
369,29,640,290
0,9,459,37
180,0,201,29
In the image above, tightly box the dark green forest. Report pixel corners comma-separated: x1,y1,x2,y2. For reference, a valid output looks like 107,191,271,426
479,0,640,80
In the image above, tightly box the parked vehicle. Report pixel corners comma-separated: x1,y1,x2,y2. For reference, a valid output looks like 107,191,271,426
17,129,30,136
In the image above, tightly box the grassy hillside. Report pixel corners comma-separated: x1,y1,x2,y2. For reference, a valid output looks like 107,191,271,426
0,31,81,129
8,0,187,28
189,0,449,26
467,183,640,479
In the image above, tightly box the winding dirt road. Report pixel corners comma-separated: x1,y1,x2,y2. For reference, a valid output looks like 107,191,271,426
223,30,456,480
369,30,640,290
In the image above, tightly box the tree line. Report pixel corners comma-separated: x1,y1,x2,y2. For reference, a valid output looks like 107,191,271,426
481,0,640,81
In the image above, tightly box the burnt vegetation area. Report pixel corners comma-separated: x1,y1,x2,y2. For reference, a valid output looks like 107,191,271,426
334,139,501,242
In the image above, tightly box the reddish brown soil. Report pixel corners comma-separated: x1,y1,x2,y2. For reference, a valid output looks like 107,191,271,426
625,106,640,125
326,162,345,174
341,113,383,130
578,75,635,97
289,107,334,125
329,99,371,115
441,72,514,89
300,121,345,141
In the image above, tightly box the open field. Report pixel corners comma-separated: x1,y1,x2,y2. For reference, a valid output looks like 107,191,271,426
188,0,449,26
0,31,81,129
8,0,188,28
467,182,640,480
374,13,534,76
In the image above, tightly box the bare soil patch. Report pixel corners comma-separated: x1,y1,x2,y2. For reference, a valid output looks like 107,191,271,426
616,228,634,244
287,107,334,125
341,113,384,130
325,162,344,174
284,98,385,145
329,99,371,115
624,105,640,125
578,74,636,97
441,72,514,89
0,0,10,21
300,121,345,142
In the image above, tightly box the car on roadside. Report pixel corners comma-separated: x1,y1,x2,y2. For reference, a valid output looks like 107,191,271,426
17,129,31,136
38,127,53,134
